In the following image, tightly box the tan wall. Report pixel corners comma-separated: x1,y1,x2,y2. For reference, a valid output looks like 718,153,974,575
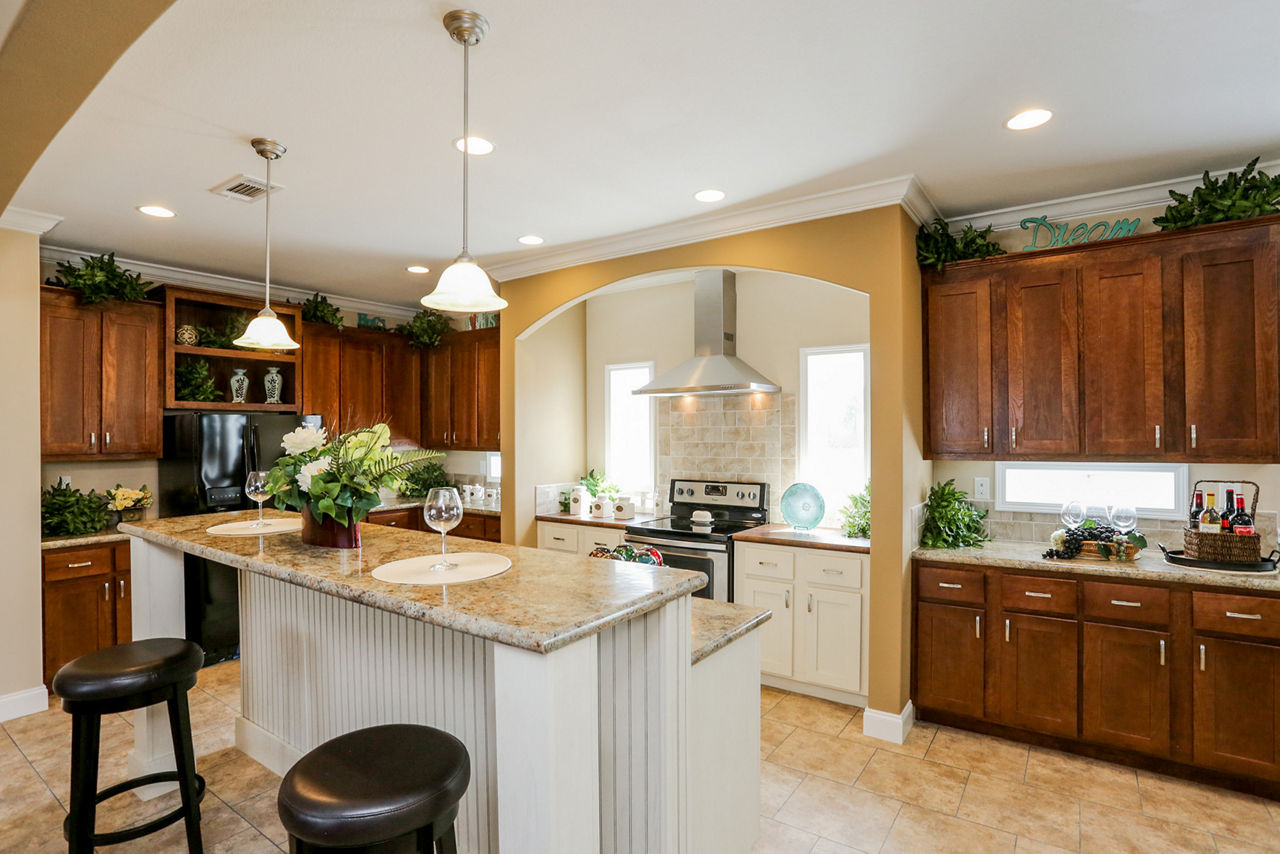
41,460,161,520
499,205,929,715
0,228,44,695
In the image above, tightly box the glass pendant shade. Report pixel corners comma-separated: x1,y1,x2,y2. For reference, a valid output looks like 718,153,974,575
421,254,508,312
234,307,299,350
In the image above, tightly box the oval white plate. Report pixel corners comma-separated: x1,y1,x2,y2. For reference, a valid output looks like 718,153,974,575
372,552,512,586
206,518,302,537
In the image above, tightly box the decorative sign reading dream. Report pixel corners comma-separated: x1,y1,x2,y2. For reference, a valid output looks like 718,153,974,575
1020,215,1141,251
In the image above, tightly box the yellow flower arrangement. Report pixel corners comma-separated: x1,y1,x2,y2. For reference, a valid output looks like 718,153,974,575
105,484,153,511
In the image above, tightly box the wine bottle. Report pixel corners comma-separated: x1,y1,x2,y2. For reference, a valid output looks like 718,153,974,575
1190,490,1204,528
1199,492,1221,533
1233,494,1255,536
1221,488,1236,531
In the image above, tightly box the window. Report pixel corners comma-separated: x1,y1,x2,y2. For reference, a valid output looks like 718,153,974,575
996,461,1189,521
486,451,501,481
605,362,654,493
798,346,870,518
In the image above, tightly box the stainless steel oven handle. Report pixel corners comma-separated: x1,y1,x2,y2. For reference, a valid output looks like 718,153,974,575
623,534,727,553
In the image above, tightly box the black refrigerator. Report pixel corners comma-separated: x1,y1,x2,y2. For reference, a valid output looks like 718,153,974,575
158,411,321,664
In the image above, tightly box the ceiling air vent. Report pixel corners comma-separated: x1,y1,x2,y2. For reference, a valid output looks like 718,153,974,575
209,173,284,203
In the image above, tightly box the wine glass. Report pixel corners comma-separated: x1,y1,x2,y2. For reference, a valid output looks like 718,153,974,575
423,487,464,571
245,471,271,528
1060,500,1086,528
1110,504,1138,534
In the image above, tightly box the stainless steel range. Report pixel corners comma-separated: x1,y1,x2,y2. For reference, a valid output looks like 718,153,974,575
624,479,769,602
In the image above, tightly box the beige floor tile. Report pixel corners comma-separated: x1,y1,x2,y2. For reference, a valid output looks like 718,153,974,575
761,760,806,817
204,753,281,807
956,773,1081,851
232,790,288,845
762,718,796,759
811,840,864,854
773,775,902,852
1214,836,1277,854
1023,747,1141,810
855,751,969,814
1080,801,1214,854
925,727,1029,781
0,797,67,853
198,660,242,691
751,816,819,853
0,760,61,819
761,686,788,716
882,803,1016,854
187,690,240,736
769,728,875,785
765,694,857,736
1015,838,1077,854
104,793,252,853
211,827,282,853
1137,771,1280,849
838,718,937,758
193,726,238,766
93,787,184,835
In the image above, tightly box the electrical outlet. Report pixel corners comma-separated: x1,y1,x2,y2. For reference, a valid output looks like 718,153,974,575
974,477,991,501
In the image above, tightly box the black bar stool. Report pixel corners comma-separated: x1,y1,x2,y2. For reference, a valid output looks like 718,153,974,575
52,637,207,853
277,723,471,853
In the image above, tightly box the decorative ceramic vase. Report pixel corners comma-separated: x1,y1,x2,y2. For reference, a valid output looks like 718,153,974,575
264,367,283,404
301,510,361,549
176,324,199,346
229,368,249,403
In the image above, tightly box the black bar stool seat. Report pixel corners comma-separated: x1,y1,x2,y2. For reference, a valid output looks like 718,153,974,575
278,724,470,853
53,638,207,853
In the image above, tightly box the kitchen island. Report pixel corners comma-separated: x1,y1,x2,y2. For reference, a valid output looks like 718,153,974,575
120,510,767,854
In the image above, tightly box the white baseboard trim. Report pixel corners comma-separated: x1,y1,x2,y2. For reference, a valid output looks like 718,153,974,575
862,700,916,745
761,675,867,709
235,716,303,778
0,686,48,723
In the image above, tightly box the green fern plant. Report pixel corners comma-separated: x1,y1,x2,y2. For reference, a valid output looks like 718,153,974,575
396,308,453,349
175,359,220,402
46,252,152,304
299,293,344,329
1153,157,1280,230
916,218,1006,271
839,481,871,539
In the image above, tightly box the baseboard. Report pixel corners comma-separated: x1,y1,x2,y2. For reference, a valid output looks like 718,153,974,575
761,674,867,709
862,700,916,745
236,715,303,778
0,686,48,723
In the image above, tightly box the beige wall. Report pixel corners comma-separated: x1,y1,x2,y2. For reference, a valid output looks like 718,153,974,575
0,228,44,697
40,459,161,520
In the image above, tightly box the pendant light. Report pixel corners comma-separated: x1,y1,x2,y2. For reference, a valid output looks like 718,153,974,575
234,138,300,349
421,10,508,313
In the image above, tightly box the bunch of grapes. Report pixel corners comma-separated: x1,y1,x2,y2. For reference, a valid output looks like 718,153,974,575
1042,524,1119,559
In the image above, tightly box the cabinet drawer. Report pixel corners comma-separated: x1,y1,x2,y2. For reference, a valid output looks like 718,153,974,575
1083,581,1170,626
737,545,795,581
538,522,579,553
579,528,623,554
43,545,116,582
366,509,417,529
483,516,502,543
917,565,984,606
797,551,863,590
1001,574,1077,616
1194,592,1280,641
452,515,486,539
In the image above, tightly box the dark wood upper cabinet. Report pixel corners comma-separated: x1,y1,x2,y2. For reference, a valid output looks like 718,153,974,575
383,335,422,446
100,303,162,456
1181,232,1279,459
339,332,386,431
450,335,479,449
915,601,985,718
1002,266,1080,456
1194,635,1280,781
421,328,499,452
302,322,342,436
1081,253,1165,456
997,612,1078,738
1083,622,1171,757
926,275,993,455
476,329,501,449
424,344,452,448
41,294,102,456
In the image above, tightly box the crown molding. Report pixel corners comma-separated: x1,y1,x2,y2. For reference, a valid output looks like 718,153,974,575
952,157,1280,232
487,174,938,282
1,206,63,236
40,245,421,322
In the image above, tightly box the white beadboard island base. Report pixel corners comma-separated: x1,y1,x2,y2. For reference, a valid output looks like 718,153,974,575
121,510,768,853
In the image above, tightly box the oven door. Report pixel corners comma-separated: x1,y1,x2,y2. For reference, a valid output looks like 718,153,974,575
624,534,726,601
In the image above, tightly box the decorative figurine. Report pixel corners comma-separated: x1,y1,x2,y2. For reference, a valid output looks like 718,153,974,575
264,366,283,404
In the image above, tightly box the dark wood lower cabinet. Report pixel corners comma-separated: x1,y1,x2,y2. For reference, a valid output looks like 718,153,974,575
997,612,1078,738
1194,636,1280,780
915,602,985,717
1083,622,1171,756
42,575,114,687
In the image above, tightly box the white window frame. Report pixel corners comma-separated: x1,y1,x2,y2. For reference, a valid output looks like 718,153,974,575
995,461,1190,521
604,361,655,493
797,344,871,491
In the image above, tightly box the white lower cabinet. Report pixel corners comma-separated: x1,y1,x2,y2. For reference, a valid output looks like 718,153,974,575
536,520,625,556
734,542,868,696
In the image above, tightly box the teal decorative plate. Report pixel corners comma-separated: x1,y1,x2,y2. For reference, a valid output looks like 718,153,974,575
781,483,825,531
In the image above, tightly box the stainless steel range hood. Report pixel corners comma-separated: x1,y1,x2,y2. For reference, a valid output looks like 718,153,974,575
633,269,780,396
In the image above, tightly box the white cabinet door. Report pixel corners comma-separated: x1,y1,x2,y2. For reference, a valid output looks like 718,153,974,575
537,522,578,553
736,575,794,678
577,528,623,555
796,585,862,693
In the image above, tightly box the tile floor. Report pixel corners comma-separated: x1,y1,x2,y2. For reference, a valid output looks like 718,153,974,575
4,664,1279,852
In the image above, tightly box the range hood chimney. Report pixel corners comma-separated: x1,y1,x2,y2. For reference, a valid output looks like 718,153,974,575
633,270,780,396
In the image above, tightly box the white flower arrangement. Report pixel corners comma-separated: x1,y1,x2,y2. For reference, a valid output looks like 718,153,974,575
281,424,328,456
296,458,331,493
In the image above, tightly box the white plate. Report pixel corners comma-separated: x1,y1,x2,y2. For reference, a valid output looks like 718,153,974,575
206,518,302,537
372,552,512,586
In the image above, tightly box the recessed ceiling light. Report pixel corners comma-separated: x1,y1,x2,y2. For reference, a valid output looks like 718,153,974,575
694,189,725,203
453,136,494,155
406,265,430,274
137,205,176,218
1005,108,1053,131
518,235,544,246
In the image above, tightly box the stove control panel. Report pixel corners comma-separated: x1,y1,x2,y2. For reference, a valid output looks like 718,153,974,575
671,480,767,510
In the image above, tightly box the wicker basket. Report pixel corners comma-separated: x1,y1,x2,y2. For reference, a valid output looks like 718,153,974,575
1183,479,1262,564
1077,540,1140,561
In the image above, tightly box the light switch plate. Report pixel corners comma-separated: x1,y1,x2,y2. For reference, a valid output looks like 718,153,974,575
974,477,991,501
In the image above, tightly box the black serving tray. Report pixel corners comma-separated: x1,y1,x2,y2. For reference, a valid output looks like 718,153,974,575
1159,544,1280,573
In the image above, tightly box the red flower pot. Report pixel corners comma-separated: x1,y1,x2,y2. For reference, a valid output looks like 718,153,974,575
300,509,361,549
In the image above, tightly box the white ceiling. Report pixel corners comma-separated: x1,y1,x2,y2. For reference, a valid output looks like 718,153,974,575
13,0,1280,306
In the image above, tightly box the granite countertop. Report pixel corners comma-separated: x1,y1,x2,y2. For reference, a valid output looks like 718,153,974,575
41,529,131,551
913,539,1280,592
377,497,502,518
733,524,870,554
535,512,661,530
120,509,706,654
690,598,771,665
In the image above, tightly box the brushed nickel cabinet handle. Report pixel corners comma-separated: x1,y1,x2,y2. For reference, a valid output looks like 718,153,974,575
1200,643,1206,671
807,593,813,613
1111,599,1142,608
821,568,843,575
103,582,110,602
983,427,989,449
67,561,93,569
1159,639,1166,666
551,536,567,542
1191,424,1197,449
938,582,963,589
975,615,982,639
1226,611,1262,620
759,560,778,567
1025,591,1052,599
1155,425,1161,448
104,432,111,447
1011,426,1017,449
1005,618,1011,642
90,432,96,448
784,590,790,609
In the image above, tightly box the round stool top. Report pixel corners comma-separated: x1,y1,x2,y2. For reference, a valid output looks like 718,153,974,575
278,724,471,847
52,638,204,704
